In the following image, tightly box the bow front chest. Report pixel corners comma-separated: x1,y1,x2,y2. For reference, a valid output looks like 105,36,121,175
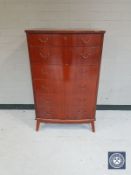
25,29,105,132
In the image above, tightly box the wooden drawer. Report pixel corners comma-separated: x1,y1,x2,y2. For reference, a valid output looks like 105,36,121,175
31,65,64,80
29,46,100,65
72,34,102,46
31,64,79,80
27,34,50,46
64,94,94,120
34,93,64,119
65,66,98,94
31,64,98,81
29,47,64,64
65,94,91,120
33,79,64,94
68,47,101,65
27,34,70,46
27,34,102,47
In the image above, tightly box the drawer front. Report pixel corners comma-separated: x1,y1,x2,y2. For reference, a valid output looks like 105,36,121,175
65,66,98,94
68,47,101,65
27,34,50,46
33,79,64,119
27,34,71,46
72,34,102,46
29,47,64,65
33,79,64,94
64,94,93,120
27,34,102,47
35,93,64,119
65,95,96,119
31,64,98,81
31,64,78,80
29,46,100,65
31,65,64,80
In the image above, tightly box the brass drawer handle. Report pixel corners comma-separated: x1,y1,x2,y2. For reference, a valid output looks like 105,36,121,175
63,36,68,40
40,52,50,59
41,85,48,91
45,112,52,115
65,63,69,66
81,38,90,44
38,37,49,43
80,54,89,59
41,69,47,75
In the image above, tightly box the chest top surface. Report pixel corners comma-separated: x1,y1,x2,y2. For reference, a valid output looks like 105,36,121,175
25,29,105,34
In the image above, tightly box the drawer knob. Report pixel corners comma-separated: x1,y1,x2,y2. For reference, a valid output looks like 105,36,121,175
38,37,49,43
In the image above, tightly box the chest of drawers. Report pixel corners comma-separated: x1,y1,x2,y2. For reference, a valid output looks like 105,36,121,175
25,29,105,132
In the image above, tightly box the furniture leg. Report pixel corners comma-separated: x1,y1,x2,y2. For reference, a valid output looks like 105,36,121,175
36,120,40,131
91,121,95,132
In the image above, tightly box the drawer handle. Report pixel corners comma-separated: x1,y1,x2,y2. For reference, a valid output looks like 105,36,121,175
65,63,69,66
45,112,52,115
38,37,49,43
63,36,68,40
40,52,50,59
81,38,90,44
41,69,47,75
80,54,89,59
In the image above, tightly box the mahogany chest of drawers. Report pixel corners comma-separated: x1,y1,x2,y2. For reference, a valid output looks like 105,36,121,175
25,29,105,132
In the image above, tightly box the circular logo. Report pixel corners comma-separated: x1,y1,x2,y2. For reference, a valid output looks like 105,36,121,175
109,153,125,169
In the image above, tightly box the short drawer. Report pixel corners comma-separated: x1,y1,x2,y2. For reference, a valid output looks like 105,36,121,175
33,79,64,94
29,47,64,64
71,34,102,46
31,65,65,80
27,34,50,46
27,34,71,46
68,47,101,65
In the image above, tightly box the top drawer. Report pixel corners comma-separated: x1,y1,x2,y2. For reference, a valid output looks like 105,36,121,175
27,34,102,47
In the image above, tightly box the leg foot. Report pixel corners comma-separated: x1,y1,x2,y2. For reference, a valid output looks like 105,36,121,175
91,121,95,132
36,120,40,131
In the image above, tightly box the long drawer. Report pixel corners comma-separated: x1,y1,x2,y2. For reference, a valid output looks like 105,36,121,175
27,34,102,47
29,46,101,65
31,64,98,81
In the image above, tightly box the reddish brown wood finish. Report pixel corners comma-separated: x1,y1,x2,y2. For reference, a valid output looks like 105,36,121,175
25,29,105,132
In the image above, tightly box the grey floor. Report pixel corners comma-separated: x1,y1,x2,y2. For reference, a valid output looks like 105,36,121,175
0,110,130,175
